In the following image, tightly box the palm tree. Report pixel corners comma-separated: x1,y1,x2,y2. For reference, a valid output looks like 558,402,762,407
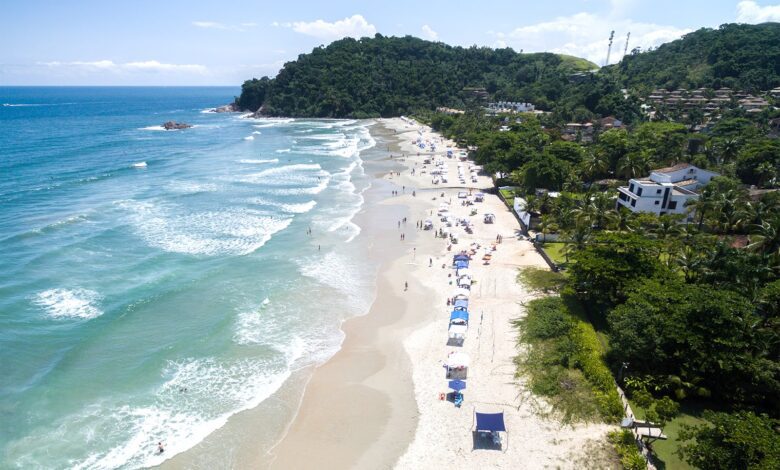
617,151,651,179
713,189,748,234
686,190,716,231
613,208,637,232
755,162,777,188
748,218,780,258
717,138,740,165
561,224,591,262
653,215,682,239
674,245,704,283
536,215,558,243
582,150,609,180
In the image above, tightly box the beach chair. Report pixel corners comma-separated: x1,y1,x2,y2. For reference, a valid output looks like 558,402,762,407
454,392,464,407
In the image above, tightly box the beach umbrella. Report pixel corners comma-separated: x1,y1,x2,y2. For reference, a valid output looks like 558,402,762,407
448,380,467,391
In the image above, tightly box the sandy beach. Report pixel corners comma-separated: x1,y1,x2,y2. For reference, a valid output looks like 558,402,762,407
263,118,615,469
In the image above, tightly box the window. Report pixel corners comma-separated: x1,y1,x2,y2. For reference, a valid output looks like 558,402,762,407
655,201,660,205
668,201,678,210
656,189,662,194
631,199,636,207
637,187,643,196
629,183,635,193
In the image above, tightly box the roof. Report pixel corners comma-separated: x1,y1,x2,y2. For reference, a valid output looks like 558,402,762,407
675,179,699,187
652,163,692,174
475,412,506,432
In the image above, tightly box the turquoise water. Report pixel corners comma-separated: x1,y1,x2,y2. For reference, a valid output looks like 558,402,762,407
0,87,378,468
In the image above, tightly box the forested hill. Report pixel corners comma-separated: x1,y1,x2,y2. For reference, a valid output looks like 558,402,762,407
237,23,780,118
237,34,597,118
610,22,780,92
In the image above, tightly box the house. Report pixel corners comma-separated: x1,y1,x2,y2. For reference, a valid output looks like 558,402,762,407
486,101,536,114
599,116,623,129
616,163,719,220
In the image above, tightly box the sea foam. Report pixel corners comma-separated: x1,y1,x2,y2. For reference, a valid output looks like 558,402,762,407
33,288,103,320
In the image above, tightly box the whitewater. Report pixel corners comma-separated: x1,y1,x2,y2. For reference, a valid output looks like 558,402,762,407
0,87,379,469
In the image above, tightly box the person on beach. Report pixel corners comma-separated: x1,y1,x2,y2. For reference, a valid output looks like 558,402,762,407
157,442,164,454
429,258,433,267
404,281,408,291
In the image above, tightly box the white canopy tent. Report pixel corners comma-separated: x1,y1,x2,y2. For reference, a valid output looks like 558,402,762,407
448,324,467,340
453,287,470,298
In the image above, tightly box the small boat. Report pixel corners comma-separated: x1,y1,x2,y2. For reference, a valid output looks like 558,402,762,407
131,162,147,168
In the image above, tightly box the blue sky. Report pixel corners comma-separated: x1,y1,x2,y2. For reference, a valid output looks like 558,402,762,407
2,0,779,85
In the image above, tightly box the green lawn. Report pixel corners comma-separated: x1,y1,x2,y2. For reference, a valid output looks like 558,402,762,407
628,400,708,470
498,188,515,207
541,242,568,266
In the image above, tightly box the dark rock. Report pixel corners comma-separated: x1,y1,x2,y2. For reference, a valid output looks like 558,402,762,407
162,121,192,130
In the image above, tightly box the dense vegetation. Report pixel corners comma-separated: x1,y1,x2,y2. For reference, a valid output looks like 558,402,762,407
439,107,779,468
611,23,780,92
513,295,623,423
237,23,780,122
237,34,596,118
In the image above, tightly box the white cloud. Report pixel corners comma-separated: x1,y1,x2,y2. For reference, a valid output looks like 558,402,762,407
492,12,690,66
192,21,255,31
736,1,780,23
289,14,376,40
39,60,207,74
421,24,438,40
193,21,226,29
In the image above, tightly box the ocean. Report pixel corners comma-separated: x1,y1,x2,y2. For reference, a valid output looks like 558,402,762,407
0,87,381,468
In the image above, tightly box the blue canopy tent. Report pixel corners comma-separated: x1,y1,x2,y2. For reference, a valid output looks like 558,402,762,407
450,310,469,325
475,412,506,432
474,411,507,449
453,254,469,261
453,299,469,310
448,380,466,391
455,260,469,269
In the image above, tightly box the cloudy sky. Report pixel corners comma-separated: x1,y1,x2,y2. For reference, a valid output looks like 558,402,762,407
2,0,779,85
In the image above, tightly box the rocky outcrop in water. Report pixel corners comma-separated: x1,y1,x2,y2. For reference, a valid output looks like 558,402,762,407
213,103,239,113
162,121,192,130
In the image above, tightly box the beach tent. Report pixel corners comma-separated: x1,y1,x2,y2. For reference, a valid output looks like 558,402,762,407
448,323,467,338
474,411,508,450
453,254,469,262
453,287,470,299
450,310,469,325
455,260,469,269
456,267,472,277
475,412,506,432
458,277,472,288
445,352,469,379
453,299,469,310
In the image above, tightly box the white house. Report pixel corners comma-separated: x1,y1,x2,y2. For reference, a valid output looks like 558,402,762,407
616,163,719,220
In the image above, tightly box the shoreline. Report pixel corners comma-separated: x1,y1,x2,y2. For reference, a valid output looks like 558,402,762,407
264,120,431,468
163,117,615,470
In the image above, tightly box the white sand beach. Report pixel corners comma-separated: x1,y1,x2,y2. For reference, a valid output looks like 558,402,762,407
262,118,615,470
384,118,615,469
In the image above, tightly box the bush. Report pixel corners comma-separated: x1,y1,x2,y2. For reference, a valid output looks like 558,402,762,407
515,296,623,422
608,430,646,470
517,267,567,293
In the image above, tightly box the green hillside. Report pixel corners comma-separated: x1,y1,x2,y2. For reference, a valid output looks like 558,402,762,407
237,34,597,117
237,23,779,119
611,22,780,91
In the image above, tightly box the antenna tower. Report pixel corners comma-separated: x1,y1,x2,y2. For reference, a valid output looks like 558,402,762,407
605,30,615,66
623,32,631,58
